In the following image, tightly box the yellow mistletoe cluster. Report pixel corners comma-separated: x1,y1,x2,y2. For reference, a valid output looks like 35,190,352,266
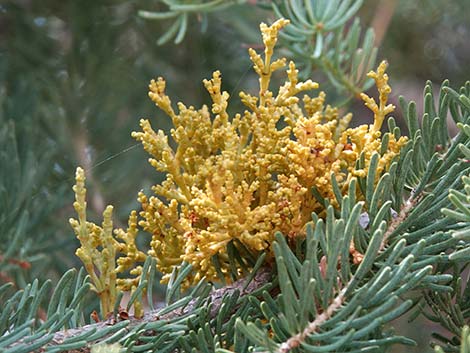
70,19,407,299
70,168,146,316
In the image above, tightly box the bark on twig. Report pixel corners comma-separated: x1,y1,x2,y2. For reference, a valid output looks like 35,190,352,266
273,193,419,353
38,267,272,352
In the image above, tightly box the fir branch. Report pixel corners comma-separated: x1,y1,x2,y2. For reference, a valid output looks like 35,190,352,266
139,0,378,98
275,284,348,353
255,78,470,353
20,267,272,352
271,191,417,353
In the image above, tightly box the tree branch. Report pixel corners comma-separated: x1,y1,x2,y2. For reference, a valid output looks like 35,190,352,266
273,192,419,353
36,267,272,352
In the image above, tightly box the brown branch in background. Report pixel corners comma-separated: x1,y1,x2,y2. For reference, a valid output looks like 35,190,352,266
0,254,31,270
32,267,272,353
72,126,125,230
0,255,31,287
371,0,398,48
73,127,105,214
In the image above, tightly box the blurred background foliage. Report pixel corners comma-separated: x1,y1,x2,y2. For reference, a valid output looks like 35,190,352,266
0,0,469,350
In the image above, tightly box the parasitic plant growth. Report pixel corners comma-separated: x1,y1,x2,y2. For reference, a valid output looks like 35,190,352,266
70,19,407,317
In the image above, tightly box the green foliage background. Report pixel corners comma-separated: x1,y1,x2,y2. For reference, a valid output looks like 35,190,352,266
0,1,469,352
